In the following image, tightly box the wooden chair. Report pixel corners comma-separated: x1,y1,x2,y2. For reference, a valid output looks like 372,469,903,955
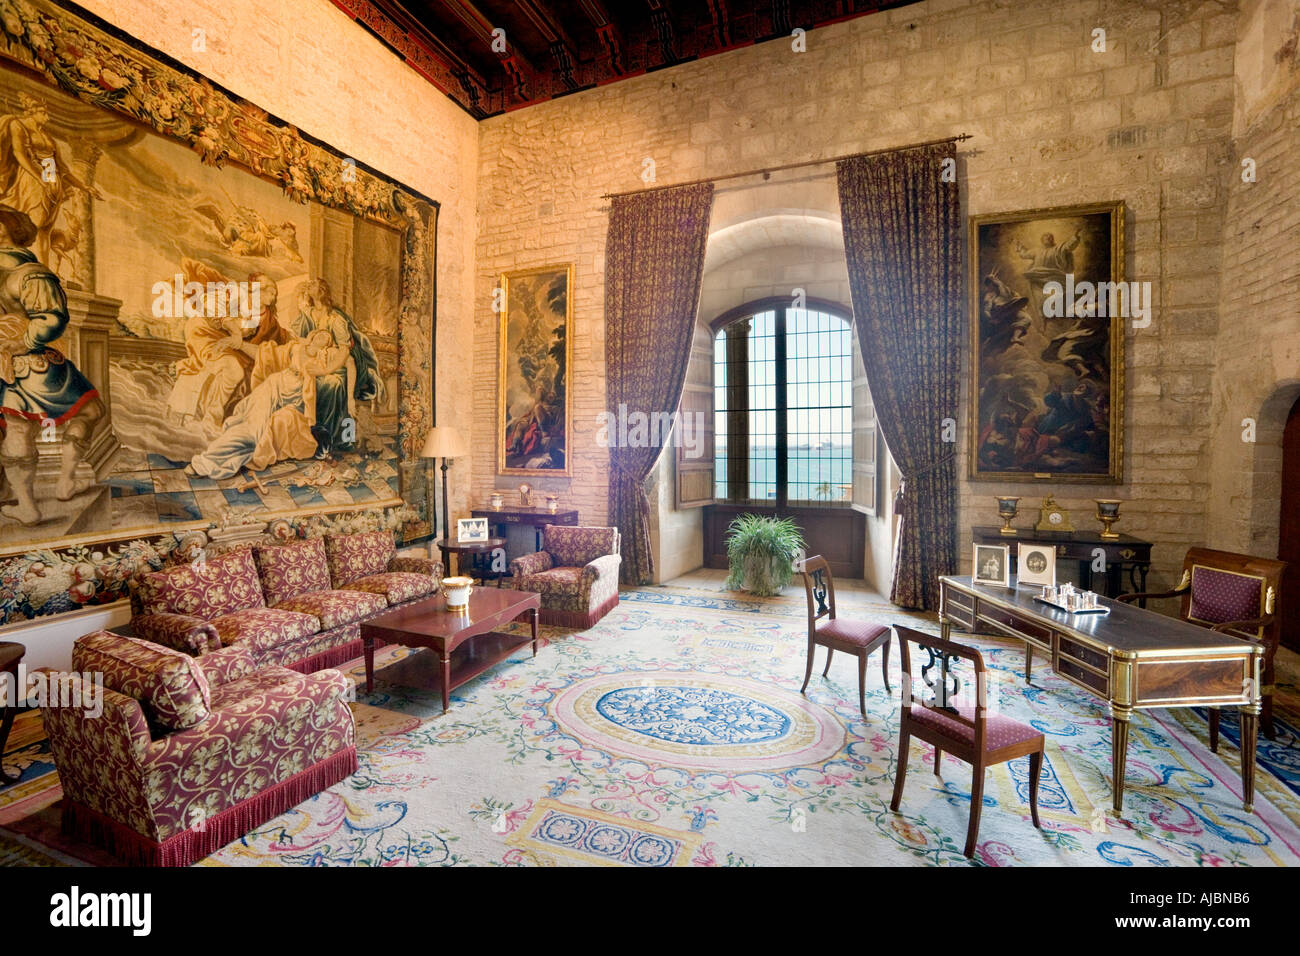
1118,547,1285,746
797,555,891,717
890,624,1045,859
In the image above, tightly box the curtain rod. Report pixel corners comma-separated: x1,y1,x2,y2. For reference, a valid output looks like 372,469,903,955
599,133,972,201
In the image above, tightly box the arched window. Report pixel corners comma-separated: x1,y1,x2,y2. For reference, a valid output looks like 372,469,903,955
712,300,855,507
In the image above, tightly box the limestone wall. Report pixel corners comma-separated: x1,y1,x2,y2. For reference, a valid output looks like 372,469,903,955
1205,0,1299,555
475,0,1243,589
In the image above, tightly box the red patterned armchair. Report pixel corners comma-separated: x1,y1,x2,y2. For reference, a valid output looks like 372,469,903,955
42,630,357,866
1118,547,1286,744
509,526,622,627
129,531,442,673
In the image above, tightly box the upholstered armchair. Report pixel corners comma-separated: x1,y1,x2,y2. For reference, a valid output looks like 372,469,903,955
1118,547,1286,744
43,630,357,867
509,526,622,627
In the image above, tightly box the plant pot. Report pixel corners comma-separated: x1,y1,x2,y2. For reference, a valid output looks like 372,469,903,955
724,514,805,598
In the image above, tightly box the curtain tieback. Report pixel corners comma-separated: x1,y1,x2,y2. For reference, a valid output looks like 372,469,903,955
894,451,956,516
900,451,956,482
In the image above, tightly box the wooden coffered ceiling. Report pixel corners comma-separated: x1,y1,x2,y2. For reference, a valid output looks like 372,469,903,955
330,0,927,118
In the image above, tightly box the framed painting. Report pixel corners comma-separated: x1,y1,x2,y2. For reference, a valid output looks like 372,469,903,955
0,0,439,561
498,264,573,476
968,201,1125,483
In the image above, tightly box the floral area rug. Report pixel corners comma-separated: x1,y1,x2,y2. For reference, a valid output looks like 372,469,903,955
2,581,1299,867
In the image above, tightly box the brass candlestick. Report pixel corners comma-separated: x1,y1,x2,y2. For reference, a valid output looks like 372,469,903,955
995,496,1021,535
1095,499,1122,539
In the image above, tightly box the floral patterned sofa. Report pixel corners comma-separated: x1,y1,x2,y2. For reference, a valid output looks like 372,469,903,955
43,630,357,866
128,530,443,673
508,525,621,627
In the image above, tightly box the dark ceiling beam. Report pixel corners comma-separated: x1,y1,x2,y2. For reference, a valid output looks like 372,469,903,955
575,0,626,75
704,0,732,47
771,0,793,36
644,0,680,66
515,0,583,91
364,0,492,116
429,0,542,101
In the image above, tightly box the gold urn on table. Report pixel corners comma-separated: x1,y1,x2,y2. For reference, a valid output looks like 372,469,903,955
1095,499,1123,539
994,496,1021,535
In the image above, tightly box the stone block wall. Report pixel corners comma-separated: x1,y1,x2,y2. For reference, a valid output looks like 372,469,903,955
1205,0,1300,556
474,0,1244,590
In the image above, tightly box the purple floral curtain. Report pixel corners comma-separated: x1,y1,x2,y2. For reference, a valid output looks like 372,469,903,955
604,183,714,584
837,143,962,610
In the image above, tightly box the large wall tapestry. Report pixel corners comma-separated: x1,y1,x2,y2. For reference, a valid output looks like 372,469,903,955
498,264,572,476
0,0,436,623
968,201,1124,483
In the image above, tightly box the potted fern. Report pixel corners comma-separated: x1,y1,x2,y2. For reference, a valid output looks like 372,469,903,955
724,514,805,597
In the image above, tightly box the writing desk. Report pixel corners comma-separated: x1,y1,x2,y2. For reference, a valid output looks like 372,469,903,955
939,575,1262,814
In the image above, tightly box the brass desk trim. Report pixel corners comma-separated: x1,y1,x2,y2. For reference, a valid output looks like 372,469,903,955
939,576,1262,815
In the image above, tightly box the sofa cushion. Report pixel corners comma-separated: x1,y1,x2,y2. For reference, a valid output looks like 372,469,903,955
207,664,309,712
212,607,320,652
325,531,396,587
73,630,211,732
254,538,333,605
139,548,265,620
195,644,258,687
273,589,387,630
525,566,586,590
340,571,436,605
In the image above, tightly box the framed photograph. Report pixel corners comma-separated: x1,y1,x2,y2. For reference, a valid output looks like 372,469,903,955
973,544,1011,588
498,264,573,476
1017,543,1057,588
456,518,489,543
969,201,1125,483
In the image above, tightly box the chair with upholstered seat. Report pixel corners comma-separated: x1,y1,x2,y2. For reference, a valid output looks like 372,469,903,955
508,526,622,627
797,555,891,717
1118,547,1285,747
889,624,1045,859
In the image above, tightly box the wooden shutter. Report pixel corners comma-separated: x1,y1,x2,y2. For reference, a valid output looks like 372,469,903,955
851,334,879,516
675,322,716,509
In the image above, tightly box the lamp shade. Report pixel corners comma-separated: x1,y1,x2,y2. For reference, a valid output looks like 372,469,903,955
421,426,467,459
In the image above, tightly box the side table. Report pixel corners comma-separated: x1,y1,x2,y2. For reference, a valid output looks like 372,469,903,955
436,537,508,586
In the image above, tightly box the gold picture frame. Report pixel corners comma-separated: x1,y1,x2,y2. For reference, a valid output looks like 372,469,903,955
497,264,574,476
968,201,1126,483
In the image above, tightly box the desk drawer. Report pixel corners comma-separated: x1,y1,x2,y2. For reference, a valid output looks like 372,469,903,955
1059,636,1108,673
1057,656,1109,696
976,602,1053,647
944,601,975,630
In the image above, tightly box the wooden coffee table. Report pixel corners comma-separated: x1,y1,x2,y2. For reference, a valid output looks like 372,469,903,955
360,588,540,713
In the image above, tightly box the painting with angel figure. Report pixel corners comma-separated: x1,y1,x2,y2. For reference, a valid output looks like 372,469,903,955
0,66,407,551
968,201,1125,484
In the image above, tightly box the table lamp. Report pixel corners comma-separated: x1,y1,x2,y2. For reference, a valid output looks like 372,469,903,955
421,425,467,547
